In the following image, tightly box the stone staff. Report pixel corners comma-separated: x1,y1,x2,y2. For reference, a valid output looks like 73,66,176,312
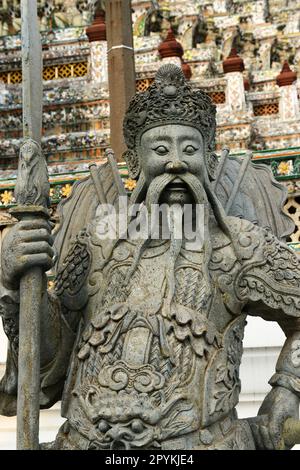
9,0,49,450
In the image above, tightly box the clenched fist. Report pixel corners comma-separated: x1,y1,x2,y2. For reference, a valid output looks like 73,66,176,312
1,218,54,291
249,386,299,450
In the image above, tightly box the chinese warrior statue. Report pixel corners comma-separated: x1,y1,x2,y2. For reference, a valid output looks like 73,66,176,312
1,64,300,450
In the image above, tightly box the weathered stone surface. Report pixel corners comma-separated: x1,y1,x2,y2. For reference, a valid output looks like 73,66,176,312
0,64,300,450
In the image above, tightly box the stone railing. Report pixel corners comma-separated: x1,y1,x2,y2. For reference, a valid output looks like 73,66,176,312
229,147,300,182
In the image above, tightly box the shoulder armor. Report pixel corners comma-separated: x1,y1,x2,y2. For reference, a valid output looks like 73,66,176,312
227,217,265,262
233,222,300,318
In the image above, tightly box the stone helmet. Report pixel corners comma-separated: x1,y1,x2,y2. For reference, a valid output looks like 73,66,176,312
123,64,217,180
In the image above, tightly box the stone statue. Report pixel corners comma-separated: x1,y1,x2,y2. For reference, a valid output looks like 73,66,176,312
0,64,300,450
14,139,50,208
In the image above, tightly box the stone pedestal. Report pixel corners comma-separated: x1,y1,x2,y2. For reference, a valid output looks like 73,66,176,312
225,72,246,113
86,9,108,85
279,84,300,121
90,42,108,85
223,49,246,113
276,61,299,121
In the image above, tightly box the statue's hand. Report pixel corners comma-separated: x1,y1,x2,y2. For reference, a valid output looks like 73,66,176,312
1,218,54,290
251,386,299,450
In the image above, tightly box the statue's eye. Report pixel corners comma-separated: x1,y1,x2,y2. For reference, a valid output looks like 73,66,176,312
184,145,198,154
153,145,168,155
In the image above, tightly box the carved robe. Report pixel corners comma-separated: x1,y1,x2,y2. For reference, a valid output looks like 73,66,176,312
1,211,300,450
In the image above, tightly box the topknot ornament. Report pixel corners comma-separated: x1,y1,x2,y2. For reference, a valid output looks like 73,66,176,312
123,64,217,179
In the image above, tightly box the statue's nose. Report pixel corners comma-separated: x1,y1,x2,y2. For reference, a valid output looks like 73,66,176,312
165,160,188,173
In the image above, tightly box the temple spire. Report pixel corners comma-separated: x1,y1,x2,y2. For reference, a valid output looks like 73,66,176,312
158,28,192,79
86,8,106,42
276,60,297,87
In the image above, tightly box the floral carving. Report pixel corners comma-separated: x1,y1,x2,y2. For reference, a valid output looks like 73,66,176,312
213,321,244,414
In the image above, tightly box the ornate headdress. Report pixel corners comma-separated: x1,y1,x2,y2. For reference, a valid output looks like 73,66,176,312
123,64,217,179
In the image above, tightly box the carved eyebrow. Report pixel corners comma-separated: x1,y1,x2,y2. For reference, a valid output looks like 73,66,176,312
178,134,203,144
142,132,203,145
148,135,172,143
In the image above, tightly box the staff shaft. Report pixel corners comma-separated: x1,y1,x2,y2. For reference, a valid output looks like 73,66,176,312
16,0,44,449
17,267,44,449
21,0,42,144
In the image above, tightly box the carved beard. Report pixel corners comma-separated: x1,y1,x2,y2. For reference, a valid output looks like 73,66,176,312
126,171,213,312
132,171,209,208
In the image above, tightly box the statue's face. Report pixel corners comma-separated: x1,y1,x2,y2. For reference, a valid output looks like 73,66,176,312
140,124,205,205
20,141,38,165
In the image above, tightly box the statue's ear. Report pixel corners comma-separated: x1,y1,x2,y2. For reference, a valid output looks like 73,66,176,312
205,151,219,181
123,149,140,180
205,117,218,181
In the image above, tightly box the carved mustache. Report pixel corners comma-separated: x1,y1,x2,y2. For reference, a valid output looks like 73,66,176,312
145,173,176,209
145,172,207,211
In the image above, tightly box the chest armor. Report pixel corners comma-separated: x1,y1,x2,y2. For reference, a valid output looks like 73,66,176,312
63,235,246,450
